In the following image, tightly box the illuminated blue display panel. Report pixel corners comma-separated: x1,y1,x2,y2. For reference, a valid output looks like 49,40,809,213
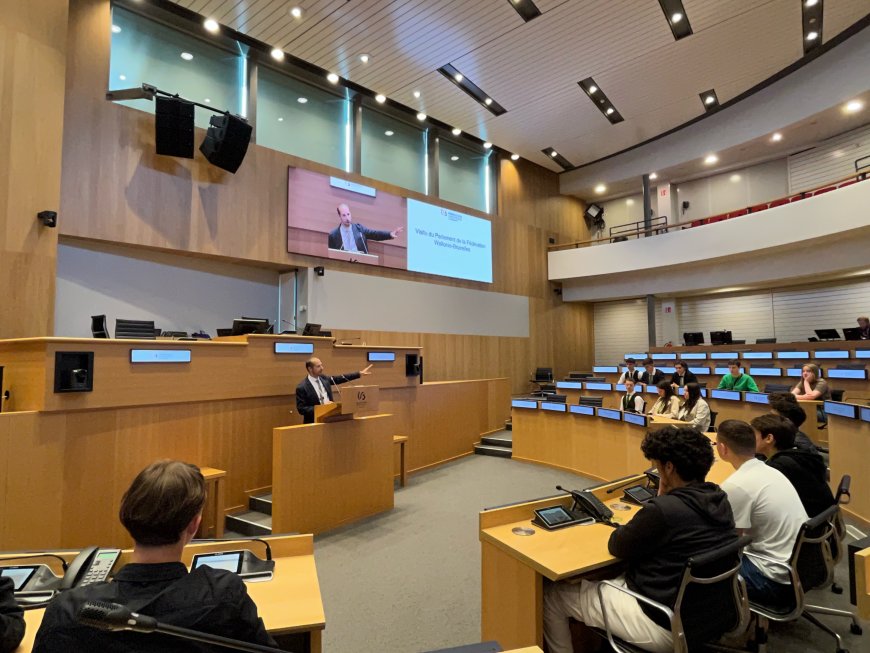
711,389,741,401
678,387,708,397
593,366,619,373
814,350,849,359
861,407,870,422
615,384,627,392
367,351,396,362
681,353,707,360
856,350,870,359
827,369,868,380
651,353,676,360
745,392,769,404
777,351,809,359
824,401,856,419
645,385,659,394
625,353,647,360
511,399,537,409
689,367,711,375
597,408,622,421
585,382,612,391
743,351,773,359
541,402,567,412
658,366,676,374
714,367,744,375
274,342,315,354
623,412,648,427
710,352,738,360
786,368,803,377
749,367,782,376
570,404,594,416
556,381,583,389
130,349,191,363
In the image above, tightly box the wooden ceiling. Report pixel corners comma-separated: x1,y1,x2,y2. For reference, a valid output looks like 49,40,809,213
170,0,870,171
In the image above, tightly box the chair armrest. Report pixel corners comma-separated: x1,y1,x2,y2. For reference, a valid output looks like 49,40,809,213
597,580,677,652
743,551,801,593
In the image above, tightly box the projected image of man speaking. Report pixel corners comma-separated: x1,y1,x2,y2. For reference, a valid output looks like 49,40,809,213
328,203,403,254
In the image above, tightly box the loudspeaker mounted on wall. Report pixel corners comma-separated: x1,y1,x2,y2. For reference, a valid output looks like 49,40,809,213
155,96,195,158
314,266,325,277
37,211,57,228
199,113,252,173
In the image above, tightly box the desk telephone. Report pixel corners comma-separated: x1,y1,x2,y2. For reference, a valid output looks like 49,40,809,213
532,486,615,531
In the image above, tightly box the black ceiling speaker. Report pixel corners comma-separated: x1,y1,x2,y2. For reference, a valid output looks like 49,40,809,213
199,113,252,173
155,96,194,158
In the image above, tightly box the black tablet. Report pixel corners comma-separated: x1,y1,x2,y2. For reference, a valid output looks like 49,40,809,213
0,565,40,591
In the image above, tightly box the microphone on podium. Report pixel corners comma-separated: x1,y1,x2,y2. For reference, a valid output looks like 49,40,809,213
78,601,286,652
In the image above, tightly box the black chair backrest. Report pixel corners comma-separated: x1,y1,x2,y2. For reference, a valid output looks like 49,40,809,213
765,383,792,393
678,535,750,649
546,394,567,403
569,372,594,379
115,319,157,340
830,389,845,402
90,315,109,338
534,367,553,382
578,397,604,407
835,475,851,504
792,504,838,593
756,338,777,344
835,363,867,370
584,377,607,383
539,383,556,393
709,411,718,429
732,339,746,344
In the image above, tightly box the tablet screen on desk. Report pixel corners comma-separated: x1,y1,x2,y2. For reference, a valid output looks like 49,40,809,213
0,566,39,591
192,552,243,574
536,506,573,526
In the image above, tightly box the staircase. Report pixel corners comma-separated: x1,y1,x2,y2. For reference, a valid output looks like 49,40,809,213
225,492,273,536
474,429,513,458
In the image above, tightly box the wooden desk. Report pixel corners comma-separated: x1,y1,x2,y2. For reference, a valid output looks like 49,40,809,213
857,547,870,621
272,414,394,534
13,534,325,652
827,407,870,528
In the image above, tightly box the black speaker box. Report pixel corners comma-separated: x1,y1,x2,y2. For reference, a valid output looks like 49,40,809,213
199,113,252,173
155,96,194,158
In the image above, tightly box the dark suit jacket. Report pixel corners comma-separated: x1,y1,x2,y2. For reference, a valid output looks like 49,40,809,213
296,372,361,424
0,576,25,653
327,223,393,254
640,369,665,386
670,371,699,387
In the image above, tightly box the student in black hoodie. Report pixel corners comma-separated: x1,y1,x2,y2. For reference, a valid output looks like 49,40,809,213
766,392,822,457
751,413,834,519
543,426,737,653
0,575,25,653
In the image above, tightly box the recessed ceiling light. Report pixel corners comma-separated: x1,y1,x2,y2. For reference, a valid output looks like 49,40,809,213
484,98,493,106
550,150,558,157
416,112,427,121
510,153,520,161
805,0,818,6
374,94,386,104
588,85,597,94
844,99,864,113
111,24,121,34
204,98,211,103
451,128,462,136
605,107,614,115
204,18,219,33
671,12,683,23
385,130,394,136
326,72,339,84
119,74,126,81
278,117,284,122
704,95,715,105
483,142,493,149
806,31,818,41
360,54,370,64
271,48,285,61
297,97,308,104
626,198,634,205
704,154,718,165
594,184,607,194
649,172,658,180
730,174,741,183
180,52,193,61
290,7,302,19
771,132,783,142
454,73,463,82
413,90,421,99
450,155,459,161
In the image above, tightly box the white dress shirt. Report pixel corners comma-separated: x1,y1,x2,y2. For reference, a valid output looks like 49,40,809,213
339,224,359,252
308,374,332,405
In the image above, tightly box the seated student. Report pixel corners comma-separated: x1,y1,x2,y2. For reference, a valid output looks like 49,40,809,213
670,360,698,389
1,576,25,653
34,461,276,653
676,382,711,432
767,392,820,455
649,380,681,419
790,363,831,401
716,420,808,607
716,360,758,392
751,414,835,519
618,358,642,384
858,316,870,340
621,378,645,413
639,358,665,386
543,426,737,653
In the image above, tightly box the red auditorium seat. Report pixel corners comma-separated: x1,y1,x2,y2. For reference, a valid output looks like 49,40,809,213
727,209,748,218
789,194,805,202
749,203,769,212
811,186,836,196
768,198,789,208
837,179,857,188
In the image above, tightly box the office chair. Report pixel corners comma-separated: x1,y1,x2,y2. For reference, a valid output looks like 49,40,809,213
829,475,850,595
114,319,157,339
764,383,792,394
578,397,604,408
708,411,718,432
830,389,845,402
596,535,751,652
90,315,109,338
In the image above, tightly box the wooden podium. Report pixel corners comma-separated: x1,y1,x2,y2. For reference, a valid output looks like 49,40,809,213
314,385,380,423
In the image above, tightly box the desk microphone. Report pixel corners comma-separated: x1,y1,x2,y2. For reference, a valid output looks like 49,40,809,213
78,601,286,652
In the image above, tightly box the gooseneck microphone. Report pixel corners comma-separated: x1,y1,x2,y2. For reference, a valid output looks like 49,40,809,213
78,602,286,652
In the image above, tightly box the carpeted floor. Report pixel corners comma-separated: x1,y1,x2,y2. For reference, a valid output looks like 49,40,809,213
310,454,868,653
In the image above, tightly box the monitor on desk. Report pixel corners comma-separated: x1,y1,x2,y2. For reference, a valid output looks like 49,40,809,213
743,351,773,360
843,327,862,341
680,352,707,360
534,367,554,382
683,332,704,346
823,401,857,419
570,404,595,416
710,330,732,345
231,318,273,336
814,329,841,341
302,323,322,337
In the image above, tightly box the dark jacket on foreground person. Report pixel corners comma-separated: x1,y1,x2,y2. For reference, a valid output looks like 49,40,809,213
767,448,835,519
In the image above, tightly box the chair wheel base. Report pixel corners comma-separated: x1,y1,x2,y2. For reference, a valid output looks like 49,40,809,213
831,583,844,595
850,623,862,635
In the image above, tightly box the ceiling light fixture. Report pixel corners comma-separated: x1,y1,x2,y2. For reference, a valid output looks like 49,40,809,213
484,97,493,105
278,117,284,122
204,98,211,103
416,112,427,121
704,154,718,165
771,132,783,142
658,0,693,40
704,95,715,105
594,184,607,194
297,97,308,104
699,88,720,112
451,127,462,136
605,107,614,115
204,18,219,33
413,90,421,99
806,31,818,41
454,73,463,82
805,0,818,7
437,64,506,116
385,130,394,136
844,99,864,113
730,174,741,183
801,0,823,54
374,94,386,103
360,54,370,63
290,7,302,19
544,148,573,169
111,24,121,34
550,151,558,157
510,153,520,161
508,0,542,22
578,78,623,124
626,199,634,205
649,172,658,180
451,156,459,161
483,142,493,150
271,48,284,61
588,85,597,94
671,12,683,23
180,52,193,61
326,73,339,84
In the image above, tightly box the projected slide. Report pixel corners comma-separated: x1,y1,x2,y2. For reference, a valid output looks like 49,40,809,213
287,167,493,283
406,199,493,283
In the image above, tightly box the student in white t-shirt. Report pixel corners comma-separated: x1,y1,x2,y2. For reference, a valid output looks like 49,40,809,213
715,419,808,608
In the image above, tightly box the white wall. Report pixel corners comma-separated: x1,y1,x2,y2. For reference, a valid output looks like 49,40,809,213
594,299,649,364
55,242,280,337
305,269,529,338
788,123,870,193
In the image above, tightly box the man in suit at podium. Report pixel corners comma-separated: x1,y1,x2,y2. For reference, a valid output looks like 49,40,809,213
327,203,403,254
296,357,373,423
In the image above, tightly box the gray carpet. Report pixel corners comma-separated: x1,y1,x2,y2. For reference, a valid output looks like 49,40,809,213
309,455,868,653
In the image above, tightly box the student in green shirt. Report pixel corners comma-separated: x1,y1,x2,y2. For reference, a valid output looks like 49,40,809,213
717,359,759,392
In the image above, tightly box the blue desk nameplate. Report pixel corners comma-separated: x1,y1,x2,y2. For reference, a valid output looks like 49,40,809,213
367,351,396,362
711,389,741,401
556,381,583,389
714,367,744,375
749,367,782,377
541,402,567,412
689,367,712,375
624,353,647,360
623,412,648,427
861,406,870,423
570,404,595,416
680,353,707,360
585,382,612,391
593,366,619,374
651,353,676,360
677,387,708,397
511,399,538,409
743,351,774,359
856,350,870,359
710,352,738,360
826,369,868,380
658,366,676,374
744,392,769,405
274,342,315,354
777,351,809,359
813,350,849,359
597,408,622,421
823,401,857,419
130,349,191,364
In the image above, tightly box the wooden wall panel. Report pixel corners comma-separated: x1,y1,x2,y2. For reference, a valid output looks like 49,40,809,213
0,0,68,338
